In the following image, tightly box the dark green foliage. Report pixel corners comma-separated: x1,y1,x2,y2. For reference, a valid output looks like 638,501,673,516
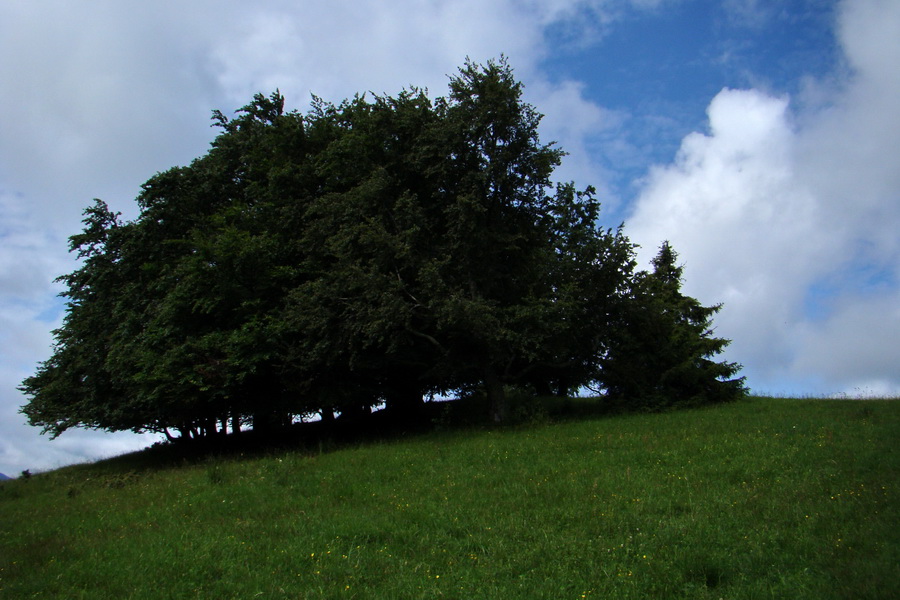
599,242,746,408
20,59,744,439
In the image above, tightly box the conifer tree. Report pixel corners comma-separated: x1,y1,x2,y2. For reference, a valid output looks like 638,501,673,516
599,242,746,408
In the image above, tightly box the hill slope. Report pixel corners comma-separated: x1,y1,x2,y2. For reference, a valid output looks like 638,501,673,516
1,397,897,599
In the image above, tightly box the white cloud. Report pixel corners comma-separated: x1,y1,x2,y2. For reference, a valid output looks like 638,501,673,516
0,2,219,227
627,0,900,396
793,289,900,390
208,0,546,108
530,79,622,200
0,193,70,372
628,88,823,380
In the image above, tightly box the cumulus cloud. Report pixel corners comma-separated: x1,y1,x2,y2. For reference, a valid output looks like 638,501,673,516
529,79,622,200
792,290,900,393
627,0,900,396
0,2,219,228
207,2,524,105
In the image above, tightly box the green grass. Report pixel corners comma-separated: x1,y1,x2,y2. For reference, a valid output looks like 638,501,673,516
1,397,898,599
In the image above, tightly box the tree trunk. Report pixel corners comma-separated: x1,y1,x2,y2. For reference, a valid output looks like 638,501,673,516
485,368,507,423
533,379,553,397
384,380,424,417
338,403,371,422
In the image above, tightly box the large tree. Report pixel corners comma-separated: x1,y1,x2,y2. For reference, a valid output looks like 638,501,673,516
20,59,743,440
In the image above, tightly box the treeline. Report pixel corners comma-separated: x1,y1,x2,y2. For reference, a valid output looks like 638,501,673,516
20,59,744,441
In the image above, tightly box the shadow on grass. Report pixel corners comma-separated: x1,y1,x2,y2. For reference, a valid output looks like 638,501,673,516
72,393,634,477
57,390,753,479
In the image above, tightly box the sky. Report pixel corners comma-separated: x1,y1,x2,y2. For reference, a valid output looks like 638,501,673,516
1,0,898,475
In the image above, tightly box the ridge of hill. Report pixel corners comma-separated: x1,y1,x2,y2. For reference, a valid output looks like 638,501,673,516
1,397,897,599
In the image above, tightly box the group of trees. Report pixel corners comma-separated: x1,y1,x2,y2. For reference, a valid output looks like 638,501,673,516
20,59,745,441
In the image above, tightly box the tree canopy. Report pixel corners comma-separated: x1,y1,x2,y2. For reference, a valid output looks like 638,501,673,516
20,59,745,440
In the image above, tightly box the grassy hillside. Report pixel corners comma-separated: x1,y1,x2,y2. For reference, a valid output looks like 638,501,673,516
1,397,897,599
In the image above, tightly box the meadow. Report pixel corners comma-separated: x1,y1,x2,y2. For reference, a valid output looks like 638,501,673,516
1,396,897,599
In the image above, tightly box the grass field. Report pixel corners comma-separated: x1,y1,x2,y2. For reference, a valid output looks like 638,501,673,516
1,396,897,599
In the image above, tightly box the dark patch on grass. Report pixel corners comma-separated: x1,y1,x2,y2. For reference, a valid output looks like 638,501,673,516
687,560,729,589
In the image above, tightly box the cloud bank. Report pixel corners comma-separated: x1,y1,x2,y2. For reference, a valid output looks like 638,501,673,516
627,0,900,396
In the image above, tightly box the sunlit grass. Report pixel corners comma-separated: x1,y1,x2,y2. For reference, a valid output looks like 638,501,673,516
1,396,897,599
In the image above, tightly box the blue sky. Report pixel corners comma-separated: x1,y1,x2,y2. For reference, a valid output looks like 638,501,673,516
1,0,898,475
542,0,843,218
